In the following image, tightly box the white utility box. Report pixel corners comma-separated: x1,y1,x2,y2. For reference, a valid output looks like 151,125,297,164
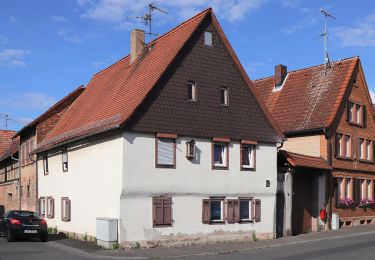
96,217,118,248
331,213,340,230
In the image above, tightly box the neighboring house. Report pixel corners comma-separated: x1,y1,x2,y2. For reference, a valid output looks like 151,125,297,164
12,86,85,212
0,130,19,215
253,57,375,236
34,8,284,247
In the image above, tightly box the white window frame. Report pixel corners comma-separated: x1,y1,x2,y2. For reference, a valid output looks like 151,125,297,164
241,144,255,169
204,31,212,46
156,137,176,167
39,197,46,217
239,198,253,221
62,149,68,172
210,199,224,222
213,143,228,168
187,81,197,101
61,197,71,222
220,87,229,106
43,155,49,175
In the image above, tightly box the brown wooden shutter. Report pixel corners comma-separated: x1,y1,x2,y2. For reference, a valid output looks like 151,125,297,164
227,200,234,223
254,199,261,222
37,198,40,215
51,198,55,218
363,105,367,127
163,197,172,225
67,199,71,221
202,199,211,224
233,199,240,222
153,197,164,226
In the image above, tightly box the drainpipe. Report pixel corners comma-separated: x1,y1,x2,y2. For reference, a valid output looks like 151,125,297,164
10,154,21,210
324,128,333,230
29,154,37,212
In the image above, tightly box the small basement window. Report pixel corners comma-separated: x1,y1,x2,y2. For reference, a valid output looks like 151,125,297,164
204,31,212,46
220,87,229,106
187,81,197,101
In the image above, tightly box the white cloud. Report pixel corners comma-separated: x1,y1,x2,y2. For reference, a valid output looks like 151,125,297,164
64,36,84,44
0,92,57,112
9,16,16,23
0,49,31,67
76,0,266,25
281,0,301,8
332,13,375,48
281,7,319,35
51,16,70,23
370,89,375,104
0,35,8,45
282,24,303,35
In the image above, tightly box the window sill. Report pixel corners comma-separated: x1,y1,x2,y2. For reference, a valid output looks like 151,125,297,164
209,220,225,225
348,121,365,127
155,164,176,169
358,159,374,164
335,156,353,161
153,224,172,228
212,165,229,170
241,166,255,171
239,219,254,223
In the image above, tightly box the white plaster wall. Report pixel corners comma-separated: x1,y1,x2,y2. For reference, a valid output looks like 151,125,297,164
120,131,278,242
282,135,321,157
37,134,123,237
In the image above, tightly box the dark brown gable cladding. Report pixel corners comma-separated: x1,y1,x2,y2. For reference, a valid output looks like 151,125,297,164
125,16,282,143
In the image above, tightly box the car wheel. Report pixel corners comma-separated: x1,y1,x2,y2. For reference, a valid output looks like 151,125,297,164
40,234,48,242
5,230,15,242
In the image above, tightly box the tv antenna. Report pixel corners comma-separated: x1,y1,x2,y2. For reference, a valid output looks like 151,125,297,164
128,3,167,42
319,8,335,69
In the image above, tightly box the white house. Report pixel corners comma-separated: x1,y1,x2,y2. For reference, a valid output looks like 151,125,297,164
35,8,284,247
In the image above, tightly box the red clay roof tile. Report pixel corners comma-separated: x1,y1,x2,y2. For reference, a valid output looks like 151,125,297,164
0,130,17,157
253,57,358,134
279,150,332,170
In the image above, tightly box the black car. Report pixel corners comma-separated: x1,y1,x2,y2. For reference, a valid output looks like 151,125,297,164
0,210,48,242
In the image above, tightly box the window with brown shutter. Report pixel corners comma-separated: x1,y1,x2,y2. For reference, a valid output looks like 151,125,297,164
202,198,225,223
47,197,54,219
254,199,261,222
61,197,71,221
153,197,172,227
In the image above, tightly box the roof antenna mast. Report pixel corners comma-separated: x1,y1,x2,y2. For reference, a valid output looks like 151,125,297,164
129,3,167,42
320,8,335,69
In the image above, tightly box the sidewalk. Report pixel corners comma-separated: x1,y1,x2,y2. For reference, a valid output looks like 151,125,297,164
48,225,375,259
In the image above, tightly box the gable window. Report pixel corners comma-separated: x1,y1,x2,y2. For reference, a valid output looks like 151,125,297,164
348,101,366,126
152,196,172,227
156,134,176,168
212,139,229,169
359,138,373,162
187,81,197,101
43,155,49,175
220,87,229,106
47,197,54,219
241,141,256,170
204,31,212,46
38,197,46,217
335,133,351,158
62,148,68,172
61,197,71,221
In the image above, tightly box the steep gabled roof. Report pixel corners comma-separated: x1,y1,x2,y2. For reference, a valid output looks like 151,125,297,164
0,130,16,157
279,150,332,170
252,57,358,134
13,85,85,139
36,8,283,152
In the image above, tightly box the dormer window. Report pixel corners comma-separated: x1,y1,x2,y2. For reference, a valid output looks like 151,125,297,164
187,81,197,101
204,31,212,46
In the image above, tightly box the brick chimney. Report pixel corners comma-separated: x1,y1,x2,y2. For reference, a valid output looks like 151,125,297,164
130,29,145,63
275,64,287,86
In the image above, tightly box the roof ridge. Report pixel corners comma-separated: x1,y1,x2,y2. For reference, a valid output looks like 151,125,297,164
92,8,212,79
252,56,359,82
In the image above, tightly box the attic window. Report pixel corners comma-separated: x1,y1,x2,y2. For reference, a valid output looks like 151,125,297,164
204,31,212,46
187,81,197,101
220,87,229,106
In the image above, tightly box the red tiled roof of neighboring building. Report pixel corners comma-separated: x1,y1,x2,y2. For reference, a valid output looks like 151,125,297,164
279,150,332,170
252,57,358,134
13,85,85,139
0,130,16,157
0,137,19,162
36,8,284,151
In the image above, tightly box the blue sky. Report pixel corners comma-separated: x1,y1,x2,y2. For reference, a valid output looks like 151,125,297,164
1,0,375,130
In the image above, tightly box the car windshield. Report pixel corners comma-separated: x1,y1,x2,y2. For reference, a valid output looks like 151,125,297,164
10,211,39,218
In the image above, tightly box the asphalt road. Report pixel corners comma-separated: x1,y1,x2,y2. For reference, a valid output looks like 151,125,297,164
1,231,375,260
